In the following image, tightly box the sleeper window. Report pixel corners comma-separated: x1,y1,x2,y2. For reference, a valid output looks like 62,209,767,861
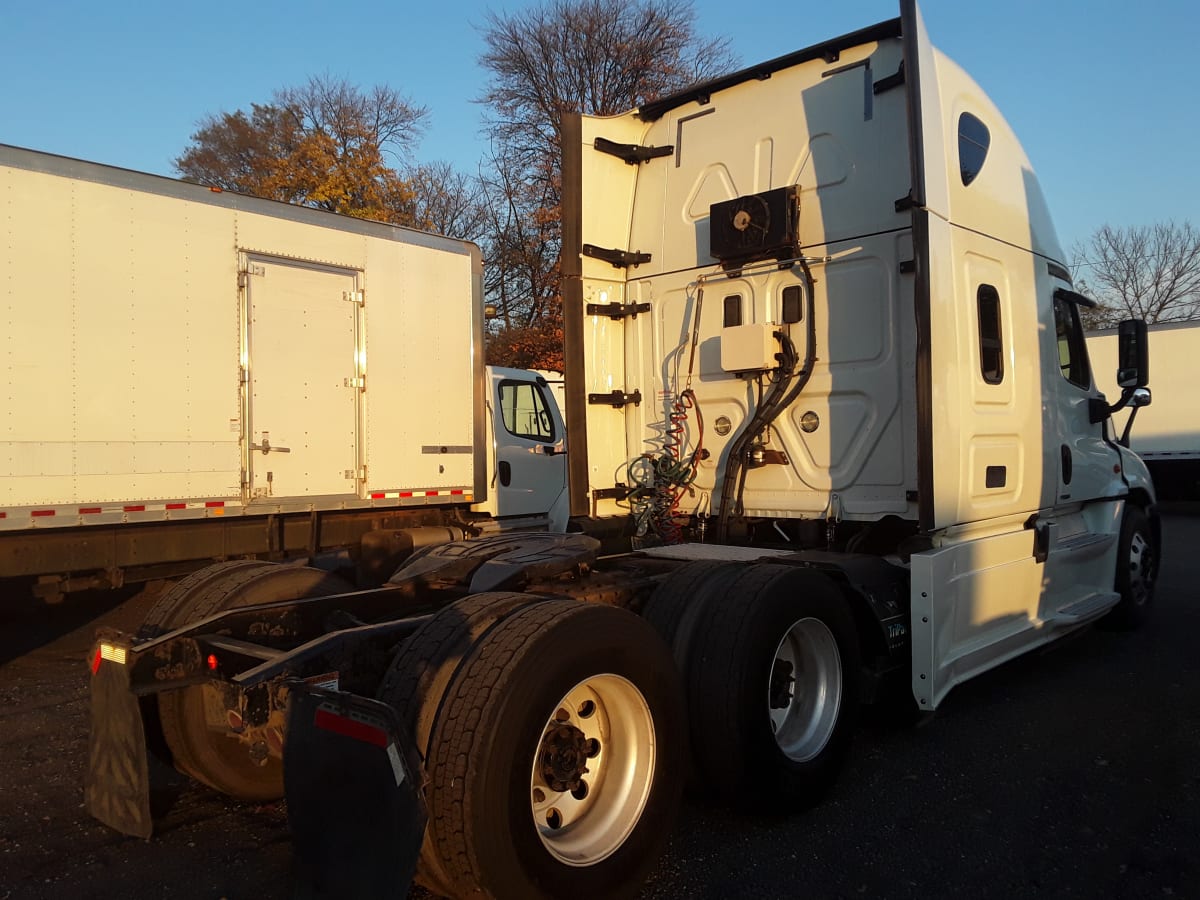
958,113,990,186
977,284,1004,384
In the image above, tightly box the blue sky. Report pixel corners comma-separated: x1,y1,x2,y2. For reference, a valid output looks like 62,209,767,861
2,0,1195,255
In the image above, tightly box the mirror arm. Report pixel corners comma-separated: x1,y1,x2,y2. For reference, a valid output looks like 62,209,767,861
1089,387,1136,425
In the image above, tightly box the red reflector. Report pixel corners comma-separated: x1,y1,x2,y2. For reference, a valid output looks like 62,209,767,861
450,489,463,496
32,509,55,517
79,507,102,515
371,492,385,499
313,709,388,747
124,505,146,512
426,490,439,497
206,654,219,671
166,502,186,510
398,491,412,498
205,501,224,508
91,648,103,674
0,512,6,519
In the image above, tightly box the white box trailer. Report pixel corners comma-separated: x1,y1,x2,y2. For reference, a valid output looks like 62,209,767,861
1088,321,1200,498
0,145,566,600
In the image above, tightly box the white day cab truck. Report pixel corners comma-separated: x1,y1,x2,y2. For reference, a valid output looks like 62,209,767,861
1089,321,1200,499
83,3,1160,898
0,145,569,604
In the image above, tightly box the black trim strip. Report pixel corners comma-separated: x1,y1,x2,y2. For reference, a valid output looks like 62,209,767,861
638,18,902,122
560,113,591,519
1054,287,1097,309
912,208,935,532
1047,261,1072,283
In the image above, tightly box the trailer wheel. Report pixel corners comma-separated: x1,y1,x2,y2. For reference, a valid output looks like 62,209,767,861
1103,504,1158,630
386,598,685,900
155,564,352,799
137,559,275,639
686,563,860,810
376,591,548,897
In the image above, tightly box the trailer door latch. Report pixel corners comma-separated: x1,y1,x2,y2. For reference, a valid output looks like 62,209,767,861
586,301,652,320
588,389,642,409
582,244,652,269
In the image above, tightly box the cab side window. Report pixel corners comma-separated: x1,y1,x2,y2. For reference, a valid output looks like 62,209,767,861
1053,295,1091,389
498,381,556,442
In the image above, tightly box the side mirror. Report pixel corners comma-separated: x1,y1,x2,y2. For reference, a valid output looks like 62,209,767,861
1116,319,1149,388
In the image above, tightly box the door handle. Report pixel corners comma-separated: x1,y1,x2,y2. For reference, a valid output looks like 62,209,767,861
251,436,291,454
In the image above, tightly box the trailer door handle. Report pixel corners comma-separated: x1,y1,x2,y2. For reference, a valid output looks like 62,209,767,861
251,436,291,454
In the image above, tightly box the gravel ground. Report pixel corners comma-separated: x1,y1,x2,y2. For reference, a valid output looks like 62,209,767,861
1,513,1196,899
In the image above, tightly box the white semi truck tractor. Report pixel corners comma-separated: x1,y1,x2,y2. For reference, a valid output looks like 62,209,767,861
84,3,1159,898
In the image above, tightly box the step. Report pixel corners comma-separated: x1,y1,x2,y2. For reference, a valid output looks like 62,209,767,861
1046,591,1120,624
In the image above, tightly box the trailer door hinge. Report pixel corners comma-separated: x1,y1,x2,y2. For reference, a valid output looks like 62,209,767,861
344,376,365,389
345,466,366,481
588,389,642,409
593,137,674,165
343,290,364,305
582,244,652,269
586,301,652,320
238,264,265,288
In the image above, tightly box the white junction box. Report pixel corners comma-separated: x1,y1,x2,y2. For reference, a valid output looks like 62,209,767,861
720,323,779,373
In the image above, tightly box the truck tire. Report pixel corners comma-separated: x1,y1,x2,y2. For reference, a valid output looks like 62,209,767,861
137,559,275,639
384,598,685,900
642,561,742,669
685,563,860,810
155,564,352,799
1103,504,1158,630
376,591,548,897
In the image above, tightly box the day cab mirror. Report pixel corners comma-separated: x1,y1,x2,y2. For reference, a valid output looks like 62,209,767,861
1116,319,1149,388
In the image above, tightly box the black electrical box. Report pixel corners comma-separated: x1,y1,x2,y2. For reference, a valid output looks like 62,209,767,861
709,186,799,268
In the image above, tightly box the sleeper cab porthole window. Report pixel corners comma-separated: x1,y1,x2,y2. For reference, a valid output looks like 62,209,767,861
959,112,990,186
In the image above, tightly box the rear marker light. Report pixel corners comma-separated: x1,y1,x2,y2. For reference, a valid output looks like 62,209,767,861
207,654,219,671
99,643,127,665
91,648,103,674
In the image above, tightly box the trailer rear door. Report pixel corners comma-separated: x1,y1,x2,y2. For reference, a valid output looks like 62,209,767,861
243,256,362,500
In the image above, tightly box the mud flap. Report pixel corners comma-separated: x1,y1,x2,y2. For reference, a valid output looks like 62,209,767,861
84,642,153,838
285,686,426,898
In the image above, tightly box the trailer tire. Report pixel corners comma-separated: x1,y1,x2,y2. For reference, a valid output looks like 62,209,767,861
155,564,352,800
685,563,860,810
137,560,275,639
376,591,548,897
1102,504,1158,631
394,599,685,900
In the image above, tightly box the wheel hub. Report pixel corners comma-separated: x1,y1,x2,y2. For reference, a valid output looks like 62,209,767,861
540,722,591,793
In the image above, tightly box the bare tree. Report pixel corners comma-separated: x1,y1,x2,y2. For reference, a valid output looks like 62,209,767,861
405,161,488,241
477,0,738,367
1072,221,1200,328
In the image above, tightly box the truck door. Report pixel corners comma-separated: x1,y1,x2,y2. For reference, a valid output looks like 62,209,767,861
242,256,362,501
488,369,567,520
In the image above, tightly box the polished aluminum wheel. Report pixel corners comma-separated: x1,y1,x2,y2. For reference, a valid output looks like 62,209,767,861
530,674,655,866
768,617,843,762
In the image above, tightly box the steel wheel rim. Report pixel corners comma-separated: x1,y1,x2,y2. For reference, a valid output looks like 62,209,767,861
1128,529,1153,605
529,674,655,866
768,617,843,762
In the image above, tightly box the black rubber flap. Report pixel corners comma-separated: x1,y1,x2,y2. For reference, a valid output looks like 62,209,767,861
285,686,426,898
84,642,153,838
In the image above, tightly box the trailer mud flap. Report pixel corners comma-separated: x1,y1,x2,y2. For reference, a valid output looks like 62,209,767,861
285,687,426,898
84,642,153,838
